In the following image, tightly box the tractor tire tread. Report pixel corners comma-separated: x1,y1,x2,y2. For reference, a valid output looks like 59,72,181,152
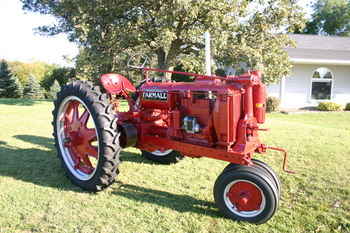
52,80,120,192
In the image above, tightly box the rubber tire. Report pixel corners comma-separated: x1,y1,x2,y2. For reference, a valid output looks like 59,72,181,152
223,159,281,196
141,150,183,164
52,81,121,192
214,166,279,224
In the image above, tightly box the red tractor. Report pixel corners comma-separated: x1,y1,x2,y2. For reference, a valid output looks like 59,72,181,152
52,64,291,224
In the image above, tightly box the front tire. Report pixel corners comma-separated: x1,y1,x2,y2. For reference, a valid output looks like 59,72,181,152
250,159,281,196
223,159,281,197
53,81,121,191
141,149,183,164
214,166,279,224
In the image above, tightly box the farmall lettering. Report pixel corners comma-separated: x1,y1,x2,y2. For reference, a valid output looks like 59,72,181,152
142,89,168,101
53,67,292,225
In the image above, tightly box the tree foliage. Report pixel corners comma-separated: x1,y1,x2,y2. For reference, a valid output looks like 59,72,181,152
7,76,24,98
24,75,44,99
9,61,57,84
47,80,61,99
0,60,12,97
302,0,350,36
0,60,24,98
21,0,305,84
41,67,75,91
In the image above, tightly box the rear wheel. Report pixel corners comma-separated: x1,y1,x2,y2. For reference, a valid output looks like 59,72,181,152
141,149,183,164
214,166,279,224
53,81,121,191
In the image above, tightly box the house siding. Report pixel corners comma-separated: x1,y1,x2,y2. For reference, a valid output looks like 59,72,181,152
268,64,350,108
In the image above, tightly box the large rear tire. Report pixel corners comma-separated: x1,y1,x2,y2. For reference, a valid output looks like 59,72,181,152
53,81,121,191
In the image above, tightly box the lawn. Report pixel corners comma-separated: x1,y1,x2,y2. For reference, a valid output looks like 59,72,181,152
0,98,349,233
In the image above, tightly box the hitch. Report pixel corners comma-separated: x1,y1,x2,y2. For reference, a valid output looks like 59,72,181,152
263,145,295,174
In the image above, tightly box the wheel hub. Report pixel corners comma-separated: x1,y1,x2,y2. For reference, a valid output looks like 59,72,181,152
227,181,262,211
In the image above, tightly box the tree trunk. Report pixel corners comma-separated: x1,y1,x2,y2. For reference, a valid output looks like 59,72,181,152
156,48,171,81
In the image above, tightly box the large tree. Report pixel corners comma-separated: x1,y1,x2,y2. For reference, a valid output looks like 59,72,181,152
21,0,305,84
302,0,350,36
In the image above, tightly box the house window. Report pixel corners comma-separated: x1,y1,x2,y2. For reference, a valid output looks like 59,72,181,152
311,67,333,100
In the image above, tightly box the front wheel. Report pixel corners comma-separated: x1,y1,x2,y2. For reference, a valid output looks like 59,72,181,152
53,81,121,191
223,159,281,197
141,149,183,164
213,166,279,224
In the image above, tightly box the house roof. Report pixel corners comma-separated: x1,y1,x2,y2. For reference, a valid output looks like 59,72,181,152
287,34,350,65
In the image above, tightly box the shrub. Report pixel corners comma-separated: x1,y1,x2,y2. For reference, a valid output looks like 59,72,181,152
344,103,350,111
266,96,280,113
317,102,342,111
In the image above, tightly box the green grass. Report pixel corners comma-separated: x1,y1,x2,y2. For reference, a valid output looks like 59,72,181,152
0,98,349,233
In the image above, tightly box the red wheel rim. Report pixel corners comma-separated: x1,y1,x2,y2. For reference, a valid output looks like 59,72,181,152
57,96,99,180
224,180,265,217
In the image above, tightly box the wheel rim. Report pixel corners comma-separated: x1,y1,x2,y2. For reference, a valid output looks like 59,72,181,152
151,149,173,156
224,180,266,218
56,96,99,181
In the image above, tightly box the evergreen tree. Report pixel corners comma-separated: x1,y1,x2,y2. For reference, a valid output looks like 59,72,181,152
24,75,43,99
7,76,23,98
48,80,61,99
0,60,13,97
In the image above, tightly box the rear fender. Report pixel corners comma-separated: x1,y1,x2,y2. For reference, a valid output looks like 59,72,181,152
100,73,136,95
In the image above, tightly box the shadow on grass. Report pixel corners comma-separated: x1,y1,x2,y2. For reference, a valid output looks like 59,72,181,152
0,98,38,106
0,135,82,192
113,183,220,218
2,135,220,218
1,135,163,190
120,150,163,165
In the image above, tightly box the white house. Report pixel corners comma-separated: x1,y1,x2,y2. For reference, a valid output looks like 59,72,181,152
268,34,350,109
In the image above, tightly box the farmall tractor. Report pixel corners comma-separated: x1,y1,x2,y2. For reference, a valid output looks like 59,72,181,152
52,61,291,224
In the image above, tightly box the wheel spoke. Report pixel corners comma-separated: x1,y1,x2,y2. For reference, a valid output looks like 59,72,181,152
71,101,80,123
86,145,98,158
79,109,90,127
81,153,93,167
85,128,97,142
65,101,80,124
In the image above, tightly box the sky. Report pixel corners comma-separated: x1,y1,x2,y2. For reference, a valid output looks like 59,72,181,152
0,0,78,66
0,0,315,66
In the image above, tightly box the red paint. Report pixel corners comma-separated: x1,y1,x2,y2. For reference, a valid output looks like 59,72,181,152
227,181,262,211
100,68,290,171
64,100,98,174
101,73,136,96
253,84,266,124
